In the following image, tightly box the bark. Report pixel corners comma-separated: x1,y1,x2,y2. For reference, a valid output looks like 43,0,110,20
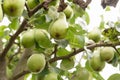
11,48,33,80
0,38,7,80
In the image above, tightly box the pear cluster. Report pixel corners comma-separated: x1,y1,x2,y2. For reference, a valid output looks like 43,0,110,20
21,29,50,48
89,47,115,71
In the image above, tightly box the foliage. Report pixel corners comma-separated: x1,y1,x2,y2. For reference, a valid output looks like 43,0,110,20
0,0,120,80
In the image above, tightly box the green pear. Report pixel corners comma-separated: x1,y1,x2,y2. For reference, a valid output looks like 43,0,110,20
88,28,101,42
34,29,51,48
21,29,35,48
89,50,105,71
49,12,68,39
27,0,40,9
27,54,46,73
73,68,90,80
0,0,3,21
3,0,25,17
100,47,115,62
63,5,73,19
44,72,58,80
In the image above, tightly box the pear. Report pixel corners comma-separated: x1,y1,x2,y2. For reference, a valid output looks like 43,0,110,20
100,47,115,62
27,0,40,9
44,72,58,80
21,29,35,48
3,0,25,17
89,50,105,71
0,0,3,21
27,54,46,73
34,29,51,48
49,12,68,39
73,68,90,80
88,28,101,42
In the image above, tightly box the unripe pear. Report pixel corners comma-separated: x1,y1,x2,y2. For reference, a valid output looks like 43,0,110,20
27,54,46,73
27,0,40,9
100,47,115,62
88,28,101,42
63,5,73,19
44,72,58,80
34,29,51,48
3,0,25,17
73,68,90,80
89,50,105,71
21,29,35,48
0,0,3,21
49,12,68,39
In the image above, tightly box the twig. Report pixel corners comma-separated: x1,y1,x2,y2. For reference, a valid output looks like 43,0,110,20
8,47,21,64
29,0,54,17
11,70,30,80
58,0,67,12
25,3,30,13
113,46,120,56
73,0,92,10
49,42,120,63
53,44,58,58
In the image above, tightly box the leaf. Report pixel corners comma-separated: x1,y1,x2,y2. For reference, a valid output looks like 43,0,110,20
0,25,7,37
70,35,85,48
115,22,120,32
60,59,74,70
48,6,59,20
68,24,86,35
55,39,69,48
30,15,50,29
72,4,85,17
9,18,20,30
108,73,120,80
56,47,70,57
83,11,90,24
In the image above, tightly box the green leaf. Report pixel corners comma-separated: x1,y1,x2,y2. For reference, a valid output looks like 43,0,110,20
72,4,85,17
83,11,90,24
0,25,7,37
69,15,76,24
70,35,85,48
60,59,74,70
108,73,120,80
31,15,50,29
9,18,20,30
56,47,70,57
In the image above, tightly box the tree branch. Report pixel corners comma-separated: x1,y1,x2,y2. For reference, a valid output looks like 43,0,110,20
0,19,28,58
28,0,54,17
49,42,120,63
11,71,30,80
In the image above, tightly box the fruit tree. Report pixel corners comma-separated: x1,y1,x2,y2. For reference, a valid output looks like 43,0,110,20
0,0,120,80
